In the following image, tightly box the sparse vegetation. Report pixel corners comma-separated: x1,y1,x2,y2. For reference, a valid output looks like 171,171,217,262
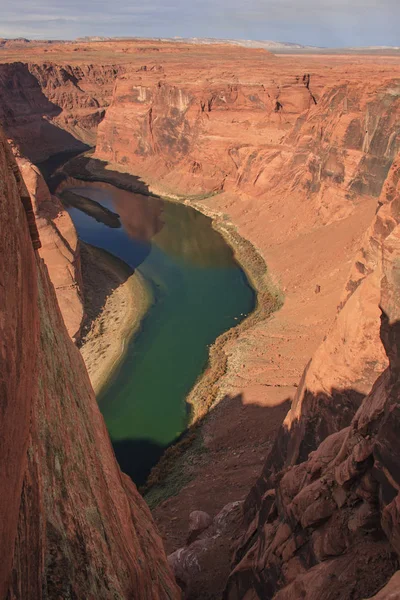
143,429,208,508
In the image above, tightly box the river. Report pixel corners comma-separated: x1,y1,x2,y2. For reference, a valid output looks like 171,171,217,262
61,180,255,483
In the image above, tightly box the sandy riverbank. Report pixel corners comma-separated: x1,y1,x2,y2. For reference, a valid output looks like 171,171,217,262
78,242,152,395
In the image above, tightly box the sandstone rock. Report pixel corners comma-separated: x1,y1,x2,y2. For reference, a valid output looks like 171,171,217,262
0,62,123,161
169,501,243,598
187,510,213,544
14,151,84,340
2,43,400,599
92,53,400,470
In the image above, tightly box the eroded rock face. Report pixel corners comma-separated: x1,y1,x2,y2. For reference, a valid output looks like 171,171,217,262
169,502,243,599
0,129,179,599
278,151,400,472
225,178,400,598
365,572,400,599
95,65,400,212
13,150,85,340
95,64,317,197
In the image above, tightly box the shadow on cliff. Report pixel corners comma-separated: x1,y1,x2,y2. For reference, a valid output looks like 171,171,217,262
226,383,370,597
143,393,292,502
226,313,400,600
143,393,290,599
144,383,365,524
148,386,374,600
78,242,145,340
148,384,364,497
36,148,89,181
239,384,366,533
0,63,90,160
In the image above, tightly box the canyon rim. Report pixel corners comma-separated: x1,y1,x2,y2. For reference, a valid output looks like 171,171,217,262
1,34,400,600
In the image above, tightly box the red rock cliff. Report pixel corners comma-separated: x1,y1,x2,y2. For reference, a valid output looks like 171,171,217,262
13,149,85,340
95,56,316,196
0,128,179,598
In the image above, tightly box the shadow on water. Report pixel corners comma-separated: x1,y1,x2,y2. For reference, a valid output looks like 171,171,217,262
143,393,291,497
112,438,167,486
113,403,194,486
61,189,122,228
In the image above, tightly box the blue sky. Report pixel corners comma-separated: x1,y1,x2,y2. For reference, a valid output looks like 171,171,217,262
0,0,398,48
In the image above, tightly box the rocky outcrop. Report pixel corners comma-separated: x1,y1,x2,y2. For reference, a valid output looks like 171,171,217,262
0,129,179,598
224,160,400,598
366,572,400,599
13,149,84,340
169,502,244,599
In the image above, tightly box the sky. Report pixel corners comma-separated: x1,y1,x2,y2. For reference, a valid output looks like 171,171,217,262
0,0,398,48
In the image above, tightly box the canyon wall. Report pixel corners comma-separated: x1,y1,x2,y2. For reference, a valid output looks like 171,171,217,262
0,61,122,161
0,57,124,338
161,152,400,600
224,154,400,598
94,56,317,196
93,58,400,419
0,128,179,598
95,58,399,212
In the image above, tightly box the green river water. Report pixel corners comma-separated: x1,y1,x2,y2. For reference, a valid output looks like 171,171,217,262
63,181,255,483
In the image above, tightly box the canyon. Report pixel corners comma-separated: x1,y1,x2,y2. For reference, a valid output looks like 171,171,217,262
1,39,400,599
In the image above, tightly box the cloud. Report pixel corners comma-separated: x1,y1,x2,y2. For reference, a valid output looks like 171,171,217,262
0,0,398,47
